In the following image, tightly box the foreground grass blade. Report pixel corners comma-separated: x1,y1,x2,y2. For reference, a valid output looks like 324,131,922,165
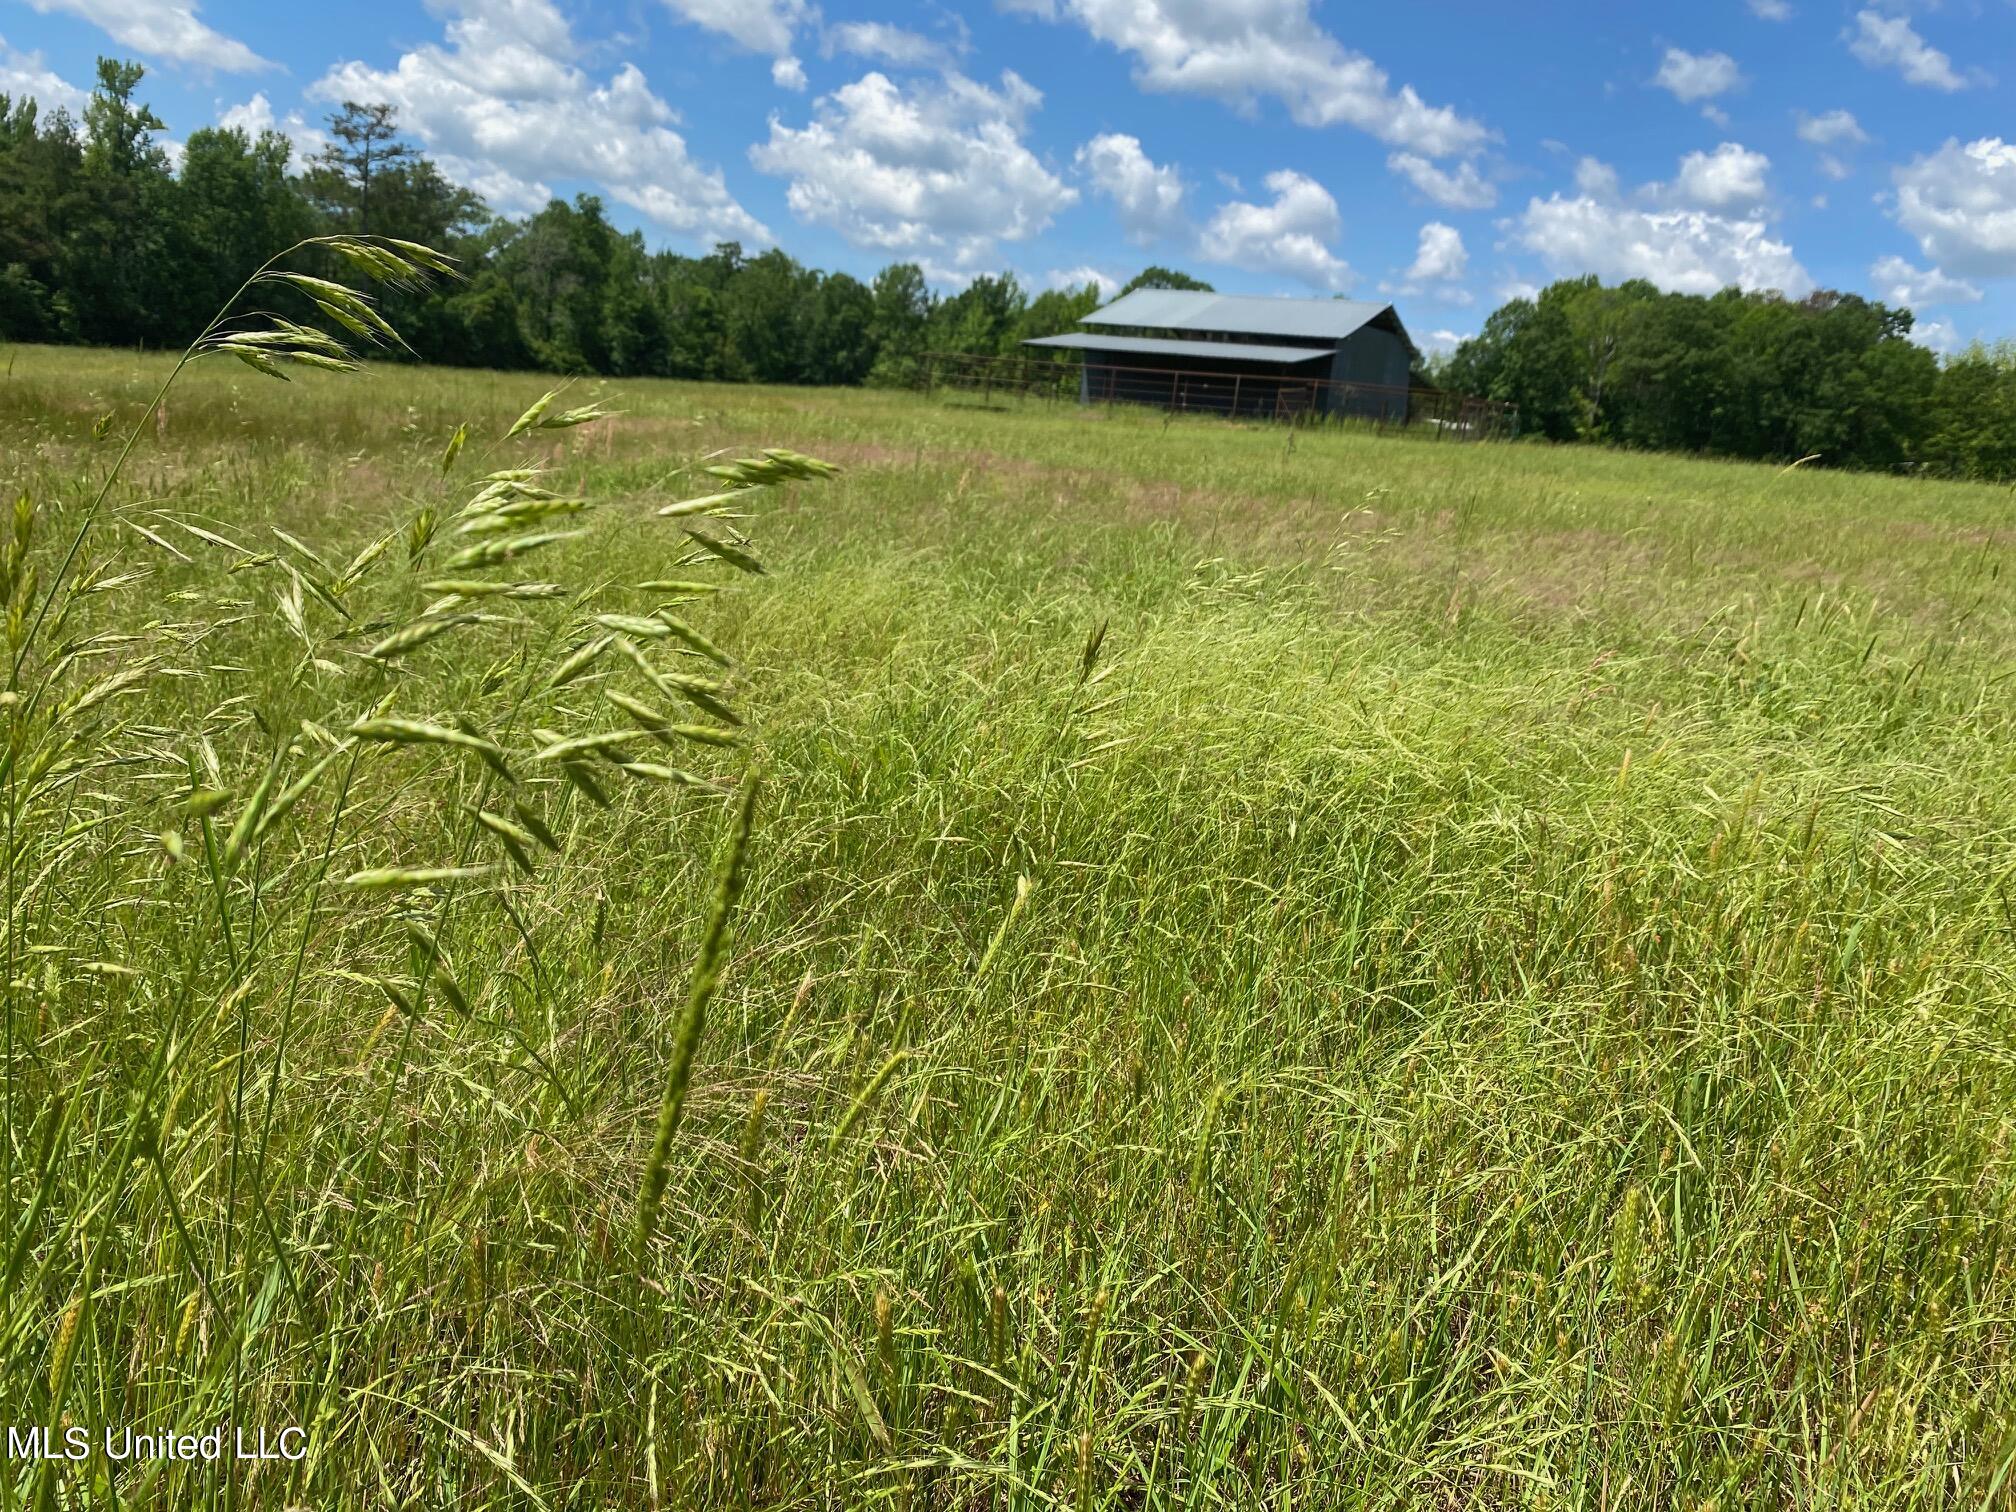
636,775,760,1254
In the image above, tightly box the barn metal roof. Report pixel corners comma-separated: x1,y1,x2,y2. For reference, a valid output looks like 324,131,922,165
1078,290,1395,343
1021,331,1335,366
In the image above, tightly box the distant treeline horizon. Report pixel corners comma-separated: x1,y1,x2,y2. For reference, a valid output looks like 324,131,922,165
3,59,2013,481
1440,278,2014,480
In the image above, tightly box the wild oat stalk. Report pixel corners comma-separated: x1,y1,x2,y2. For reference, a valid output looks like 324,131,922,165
0,232,837,1508
12,236,447,693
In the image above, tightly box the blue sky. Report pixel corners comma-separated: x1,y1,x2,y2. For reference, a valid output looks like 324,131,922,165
4,0,2015,354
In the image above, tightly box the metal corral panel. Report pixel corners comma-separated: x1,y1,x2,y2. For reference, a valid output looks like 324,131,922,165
1077,290,1391,342
1023,331,1334,365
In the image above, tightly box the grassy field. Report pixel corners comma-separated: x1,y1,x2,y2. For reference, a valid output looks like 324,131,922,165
3,336,2015,1510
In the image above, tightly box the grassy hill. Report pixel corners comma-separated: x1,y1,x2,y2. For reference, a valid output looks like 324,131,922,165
3,342,2014,1508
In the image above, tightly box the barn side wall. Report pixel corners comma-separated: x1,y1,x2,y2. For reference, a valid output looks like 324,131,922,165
1327,328,1412,420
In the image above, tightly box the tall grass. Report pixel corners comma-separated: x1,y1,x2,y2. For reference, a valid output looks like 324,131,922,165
0,326,2013,1508
0,247,840,1508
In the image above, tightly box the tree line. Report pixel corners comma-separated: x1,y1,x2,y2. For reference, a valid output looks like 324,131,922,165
1437,276,2016,480
0,59,1213,388
4,59,2013,480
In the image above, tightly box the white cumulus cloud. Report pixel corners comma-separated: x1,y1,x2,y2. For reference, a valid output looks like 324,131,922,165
1665,142,1772,212
1847,10,1969,92
823,21,959,70
1011,0,1488,156
1911,317,1961,355
660,0,812,56
0,34,86,116
1795,108,1867,147
1513,194,1811,297
1198,169,1353,291
1868,254,1981,308
751,69,1076,277
771,56,807,90
1652,48,1742,104
22,0,269,73
1076,132,1188,244
1047,265,1120,297
1891,137,2016,277
218,90,325,162
1419,328,1471,356
1387,152,1495,210
1405,221,1467,282
1574,156,1621,200
1381,221,1470,301
316,0,768,244
1747,0,1791,20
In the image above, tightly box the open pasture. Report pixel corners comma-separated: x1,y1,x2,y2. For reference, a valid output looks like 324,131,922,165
2,344,2015,1508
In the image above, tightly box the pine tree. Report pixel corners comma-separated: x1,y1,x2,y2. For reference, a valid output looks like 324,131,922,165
309,102,414,232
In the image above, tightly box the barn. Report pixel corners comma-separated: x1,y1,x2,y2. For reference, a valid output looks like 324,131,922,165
1020,289,1421,422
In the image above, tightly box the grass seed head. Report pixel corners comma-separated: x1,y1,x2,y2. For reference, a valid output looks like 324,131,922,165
1612,1185,1646,1302
680,528,765,576
367,613,484,662
990,1286,1010,1371
48,1292,85,1400
173,1289,202,1358
875,1288,896,1390
549,636,613,689
441,530,583,571
511,797,562,852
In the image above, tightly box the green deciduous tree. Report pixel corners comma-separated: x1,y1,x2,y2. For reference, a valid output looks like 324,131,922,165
1445,276,1952,472
1014,282,1104,351
866,263,932,386
804,272,876,386
80,58,165,179
929,274,1026,358
67,58,177,344
0,94,84,341
172,125,317,337
1924,342,2016,480
1119,266,1213,295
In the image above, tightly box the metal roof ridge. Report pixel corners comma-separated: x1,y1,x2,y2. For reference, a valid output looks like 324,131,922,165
1020,332,1339,363
1078,288,1396,342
